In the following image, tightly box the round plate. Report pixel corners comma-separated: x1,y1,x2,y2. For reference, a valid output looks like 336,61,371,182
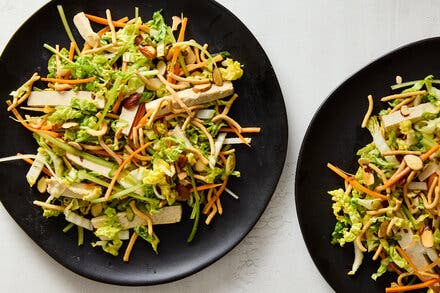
295,37,440,293
0,0,287,286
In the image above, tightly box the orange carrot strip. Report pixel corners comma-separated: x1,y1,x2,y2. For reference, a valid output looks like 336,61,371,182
394,245,428,284
203,177,228,214
129,103,146,138
168,17,188,82
226,121,250,147
379,144,440,190
19,155,52,177
395,245,419,274
221,127,261,133
189,183,222,192
84,14,148,30
327,163,388,200
385,277,440,293
6,101,59,137
421,144,440,160
68,42,75,61
40,76,95,84
104,142,153,200
111,94,125,113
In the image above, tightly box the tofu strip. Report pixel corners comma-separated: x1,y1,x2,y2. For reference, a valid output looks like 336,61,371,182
145,81,234,116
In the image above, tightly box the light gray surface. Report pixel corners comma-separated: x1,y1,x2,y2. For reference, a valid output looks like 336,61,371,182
1,0,439,292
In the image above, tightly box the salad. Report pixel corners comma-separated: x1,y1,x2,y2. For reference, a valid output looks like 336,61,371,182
2,6,260,261
328,75,440,292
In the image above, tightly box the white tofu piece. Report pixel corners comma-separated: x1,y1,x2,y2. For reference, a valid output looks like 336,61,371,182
145,81,234,116
91,205,182,229
119,104,140,136
27,90,105,109
66,153,112,178
382,102,438,130
397,229,438,273
73,12,100,47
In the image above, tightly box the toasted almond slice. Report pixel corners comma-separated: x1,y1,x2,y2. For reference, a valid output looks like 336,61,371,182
213,67,223,86
184,47,197,65
422,228,434,248
404,154,424,171
192,83,212,93
62,122,79,129
362,168,375,186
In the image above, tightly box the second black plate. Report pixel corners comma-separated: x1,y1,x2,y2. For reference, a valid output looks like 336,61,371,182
296,37,440,292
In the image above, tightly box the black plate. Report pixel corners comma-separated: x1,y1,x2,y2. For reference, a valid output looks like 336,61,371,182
0,0,287,286
296,37,440,293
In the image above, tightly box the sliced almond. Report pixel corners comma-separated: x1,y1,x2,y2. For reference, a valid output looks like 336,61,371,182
192,83,212,93
138,45,156,59
91,203,104,217
212,67,223,86
37,177,48,194
62,122,79,129
404,154,424,171
422,228,434,248
184,47,197,65
400,105,410,117
362,167,375,186
178,172,187,180
157,61,167,76
67,141,83,150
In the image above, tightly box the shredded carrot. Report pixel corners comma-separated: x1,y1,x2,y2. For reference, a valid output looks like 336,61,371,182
421,144,440,160
385,277,440,293
395,245,421,278
68,42,75,61
327,163,388,200
40,76,95,84
189,183,222,192
226,121,250,147
221,127,261,133
111,93,125,113
378,167,411,191
104,142,153,200
378,144,440,190
129,103,146,137
19,155,52,177
123,232,138,262
6,101,59,137
203,177,229,214
84,13,148,30
168,17,188,82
